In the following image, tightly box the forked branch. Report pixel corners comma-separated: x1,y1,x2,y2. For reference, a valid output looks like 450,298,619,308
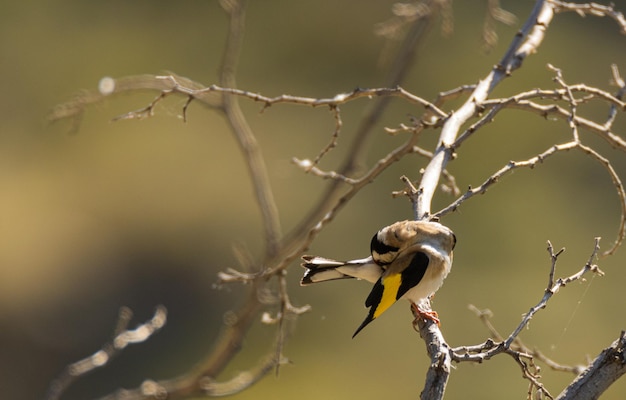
449,239,605,400
44,1,626,399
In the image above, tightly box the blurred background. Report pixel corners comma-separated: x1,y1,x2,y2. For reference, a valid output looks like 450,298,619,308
1,1,625,399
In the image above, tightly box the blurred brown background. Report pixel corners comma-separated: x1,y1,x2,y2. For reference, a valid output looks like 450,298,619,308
1,1,625,399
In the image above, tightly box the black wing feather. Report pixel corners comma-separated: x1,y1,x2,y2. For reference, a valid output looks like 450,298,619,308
352,277,384,338
353,251,429,338
396,251,429,300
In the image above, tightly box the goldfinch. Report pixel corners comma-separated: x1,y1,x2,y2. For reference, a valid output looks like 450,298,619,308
301,220,456,337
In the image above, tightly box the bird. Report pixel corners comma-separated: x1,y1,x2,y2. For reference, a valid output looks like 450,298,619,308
300,220,456,338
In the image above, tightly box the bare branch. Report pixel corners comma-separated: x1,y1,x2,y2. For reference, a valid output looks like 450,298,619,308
139,80,448,122
267,126,426,276
435,141,578,217
308,105,342,168
416,0,554,219
412,303,452,400
466,304,583,377
551,1,626,34
44,1,626,399
48,74,220,132
411,237,604,400
436,136,626,255
548,64,581,142
217,0,283,260
198,354,277,397
556,331,626,400
450,238,605,398
575,144,626,256
507,239,603,347
45,306,167,400
476,84,626,151
449,78,626,155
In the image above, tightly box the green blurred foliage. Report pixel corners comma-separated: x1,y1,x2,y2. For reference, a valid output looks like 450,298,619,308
1,1,625,399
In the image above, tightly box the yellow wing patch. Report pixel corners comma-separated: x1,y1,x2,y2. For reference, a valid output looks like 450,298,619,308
374,273,402,319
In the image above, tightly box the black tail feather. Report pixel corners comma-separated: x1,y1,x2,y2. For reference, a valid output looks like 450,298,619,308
352,310,376,338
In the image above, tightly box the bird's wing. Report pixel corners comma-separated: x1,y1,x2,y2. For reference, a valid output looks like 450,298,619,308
352,251,429,337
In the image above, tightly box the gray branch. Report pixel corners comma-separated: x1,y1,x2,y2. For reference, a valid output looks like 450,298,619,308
556,331,626,400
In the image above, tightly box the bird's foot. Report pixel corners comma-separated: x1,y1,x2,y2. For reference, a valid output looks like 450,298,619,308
411,302,440,327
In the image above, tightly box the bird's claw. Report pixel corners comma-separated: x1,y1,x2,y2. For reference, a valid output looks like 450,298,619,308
411,302,440,327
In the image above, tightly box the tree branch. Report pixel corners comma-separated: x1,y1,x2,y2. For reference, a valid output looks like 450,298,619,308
44,1,626,399
449,238,605,399
416,0,553,219
413,305,453,400
217,0,283,260
556,331,626,400
45,307,167,400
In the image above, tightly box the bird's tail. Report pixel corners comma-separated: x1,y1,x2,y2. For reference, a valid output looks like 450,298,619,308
300,255,381,285
300,256,355,285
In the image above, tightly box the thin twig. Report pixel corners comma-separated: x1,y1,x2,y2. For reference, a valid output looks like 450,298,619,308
151,80,448,120
435,141,578,217
45,306,167,400
475,84,626,150
435,138,626,256
550,1,626,34
548,64,581,142
606,64,626,130
447,79,626,152
451,238,605,399
575,143,626,256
